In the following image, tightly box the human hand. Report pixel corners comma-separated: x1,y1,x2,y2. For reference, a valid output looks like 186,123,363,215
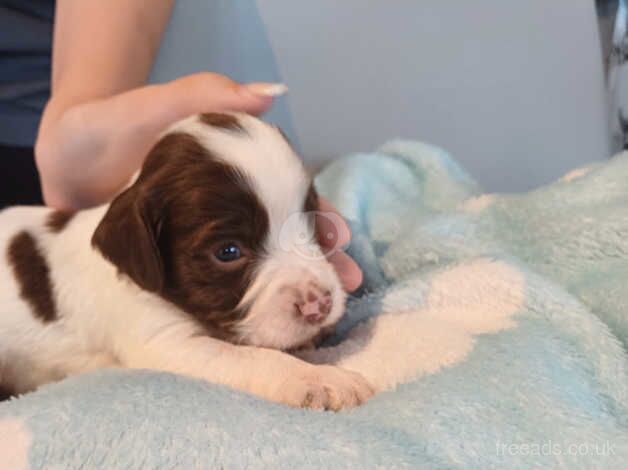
316,196,363,292
36,72,284,209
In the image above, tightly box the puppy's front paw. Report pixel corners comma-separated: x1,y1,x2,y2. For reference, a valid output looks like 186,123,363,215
278,365,374,411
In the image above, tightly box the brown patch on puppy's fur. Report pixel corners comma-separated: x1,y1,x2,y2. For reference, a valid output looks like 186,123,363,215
200,113,246,133
92,132,269,337
46,210,75,233
0,384,15,401
7,231,57,323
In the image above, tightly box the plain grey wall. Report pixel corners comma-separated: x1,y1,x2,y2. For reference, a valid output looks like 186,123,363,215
151,0,611,192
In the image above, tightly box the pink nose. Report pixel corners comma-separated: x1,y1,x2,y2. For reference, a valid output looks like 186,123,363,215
297,291,333,325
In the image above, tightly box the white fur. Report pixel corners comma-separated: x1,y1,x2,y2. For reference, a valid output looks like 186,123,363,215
0,114,372,409
299,259,524,392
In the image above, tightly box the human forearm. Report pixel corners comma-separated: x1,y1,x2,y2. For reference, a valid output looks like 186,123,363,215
35,0,174,208
46,0,174,119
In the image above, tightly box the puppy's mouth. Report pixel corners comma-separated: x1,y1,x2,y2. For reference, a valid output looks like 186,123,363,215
286,325,336,353
226,315,338,351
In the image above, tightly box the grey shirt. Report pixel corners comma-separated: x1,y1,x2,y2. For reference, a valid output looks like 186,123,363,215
0,0,54,147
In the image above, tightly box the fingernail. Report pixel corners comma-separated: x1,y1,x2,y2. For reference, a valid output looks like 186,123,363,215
245,82,289,97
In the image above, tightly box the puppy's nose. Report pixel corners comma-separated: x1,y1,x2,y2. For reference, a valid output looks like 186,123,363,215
297,290,333,325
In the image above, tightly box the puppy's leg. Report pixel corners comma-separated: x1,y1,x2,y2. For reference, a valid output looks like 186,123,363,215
119,328,373,410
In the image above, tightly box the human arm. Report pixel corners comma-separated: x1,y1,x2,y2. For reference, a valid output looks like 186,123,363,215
35,0,275,209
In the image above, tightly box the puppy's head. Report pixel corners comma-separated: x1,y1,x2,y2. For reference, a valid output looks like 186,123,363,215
92,113,347,350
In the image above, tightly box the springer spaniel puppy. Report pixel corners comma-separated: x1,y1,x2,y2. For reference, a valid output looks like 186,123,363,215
0,113,373,409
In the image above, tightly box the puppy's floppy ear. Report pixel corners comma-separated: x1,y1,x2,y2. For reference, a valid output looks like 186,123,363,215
92,185,165,292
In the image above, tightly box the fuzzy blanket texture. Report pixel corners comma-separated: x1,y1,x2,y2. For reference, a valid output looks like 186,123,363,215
1,141,628,469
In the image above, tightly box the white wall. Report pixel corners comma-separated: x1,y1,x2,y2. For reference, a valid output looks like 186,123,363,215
151,0,611,192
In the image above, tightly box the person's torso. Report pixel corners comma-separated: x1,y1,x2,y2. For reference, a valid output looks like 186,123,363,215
0,0,54,147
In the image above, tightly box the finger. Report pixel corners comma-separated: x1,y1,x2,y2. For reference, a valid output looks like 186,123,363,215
172,72,285,116
317,196,351,248
327,250,363,292
87,73,285,143
238,82,289,114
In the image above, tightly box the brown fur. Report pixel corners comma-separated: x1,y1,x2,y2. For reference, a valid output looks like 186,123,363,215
199,113,246,133
92,130,269,337
46,210,75,233
0,384,14,401
7,231,57,323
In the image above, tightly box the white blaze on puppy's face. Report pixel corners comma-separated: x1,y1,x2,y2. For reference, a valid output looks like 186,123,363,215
162,113,347,349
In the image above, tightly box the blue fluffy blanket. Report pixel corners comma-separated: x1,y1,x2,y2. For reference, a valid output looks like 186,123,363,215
1,141,627,469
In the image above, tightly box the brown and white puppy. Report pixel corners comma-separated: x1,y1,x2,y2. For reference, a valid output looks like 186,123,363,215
0,113,373,409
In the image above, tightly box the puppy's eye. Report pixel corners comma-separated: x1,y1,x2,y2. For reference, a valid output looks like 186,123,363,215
214,243,242,263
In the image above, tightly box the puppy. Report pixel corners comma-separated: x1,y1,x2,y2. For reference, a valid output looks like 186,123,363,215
0,113,373,410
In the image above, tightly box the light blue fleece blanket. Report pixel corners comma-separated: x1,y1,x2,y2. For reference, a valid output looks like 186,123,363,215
1,141,628,469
